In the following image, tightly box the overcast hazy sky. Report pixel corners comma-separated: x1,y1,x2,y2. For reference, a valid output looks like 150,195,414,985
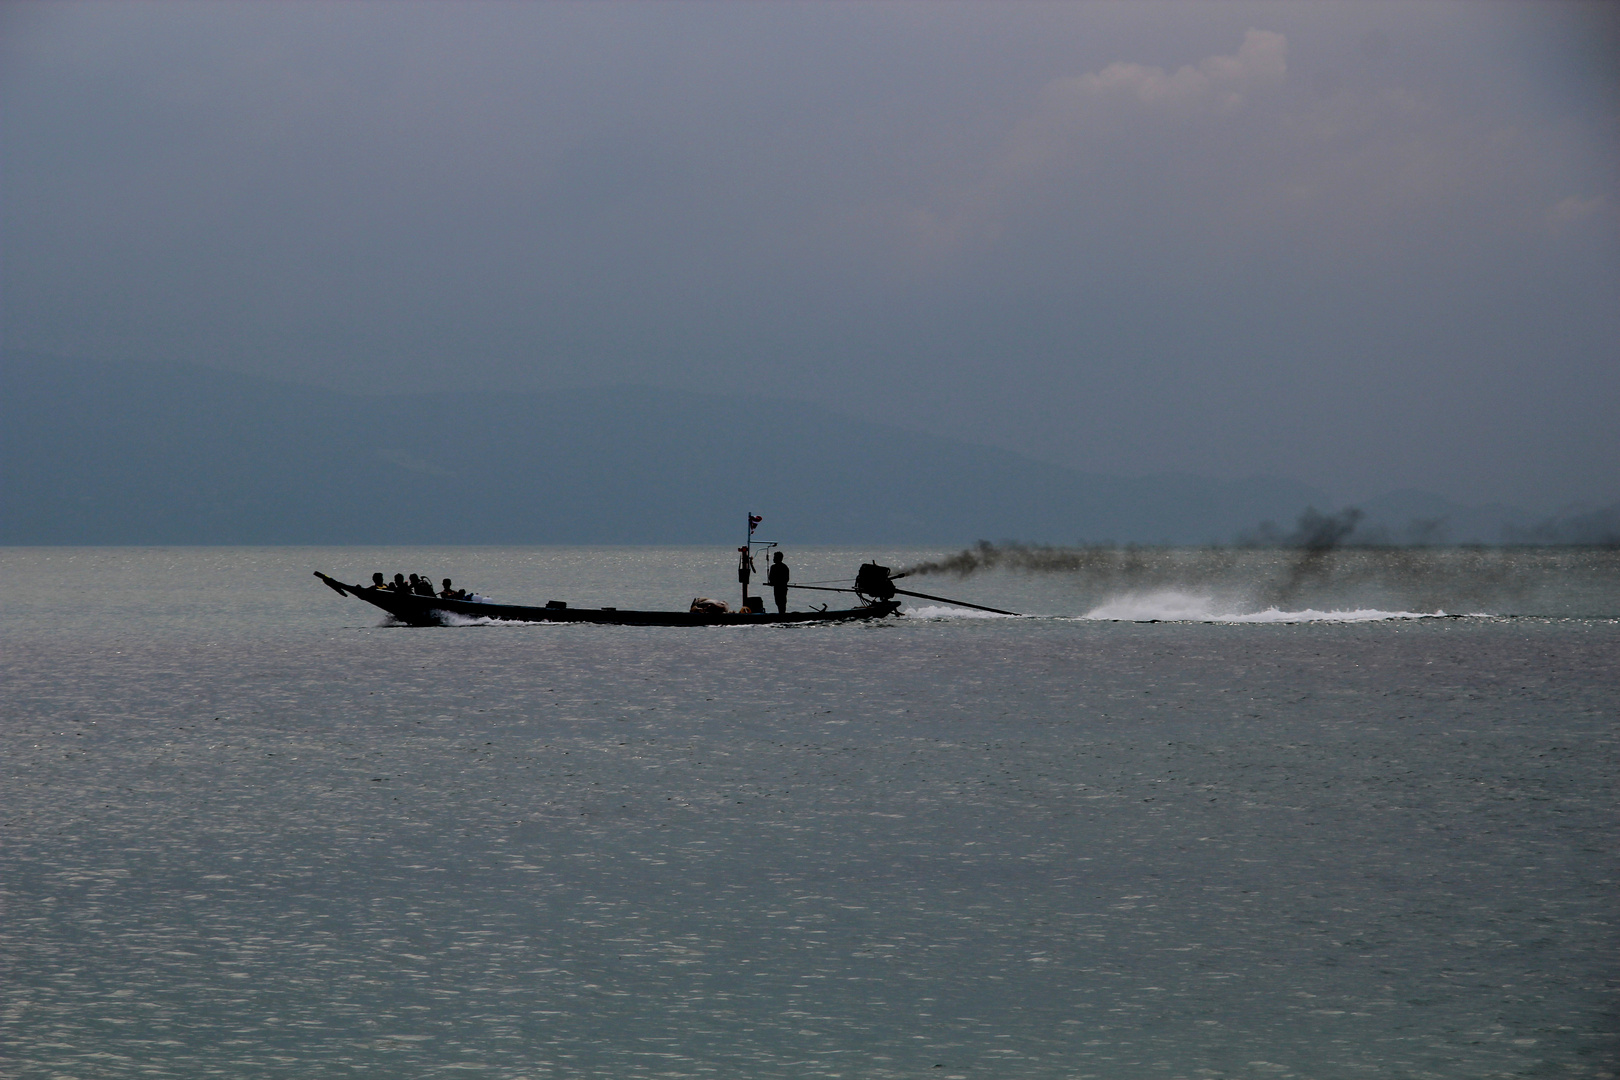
3,1,1616,510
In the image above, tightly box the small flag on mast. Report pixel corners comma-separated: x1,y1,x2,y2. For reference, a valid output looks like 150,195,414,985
748,514,763,534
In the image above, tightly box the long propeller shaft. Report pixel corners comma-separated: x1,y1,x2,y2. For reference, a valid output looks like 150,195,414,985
888,587,1020,616
788,582,1019,616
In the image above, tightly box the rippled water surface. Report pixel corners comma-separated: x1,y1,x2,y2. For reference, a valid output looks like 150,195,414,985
3,546,1616,1078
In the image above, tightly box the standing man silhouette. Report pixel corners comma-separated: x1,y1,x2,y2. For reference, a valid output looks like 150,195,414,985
767,551,790,614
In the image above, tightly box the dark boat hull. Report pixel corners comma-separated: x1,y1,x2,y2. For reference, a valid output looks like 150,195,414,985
315,575,899,627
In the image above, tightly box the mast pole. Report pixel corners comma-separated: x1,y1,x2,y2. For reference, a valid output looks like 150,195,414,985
740,513,758,613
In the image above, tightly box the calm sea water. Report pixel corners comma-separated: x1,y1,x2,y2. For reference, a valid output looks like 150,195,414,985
3,546,1616,1079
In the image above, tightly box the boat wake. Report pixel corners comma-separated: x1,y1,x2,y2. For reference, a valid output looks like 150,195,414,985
440,611,556,627
381,612,553,628
1079,589,1462,623
897,590,1471,623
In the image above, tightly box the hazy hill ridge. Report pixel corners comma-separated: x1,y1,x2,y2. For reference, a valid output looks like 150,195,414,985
0,352,1542,546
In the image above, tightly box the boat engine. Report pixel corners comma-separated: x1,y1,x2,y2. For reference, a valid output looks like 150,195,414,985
854,562,896,601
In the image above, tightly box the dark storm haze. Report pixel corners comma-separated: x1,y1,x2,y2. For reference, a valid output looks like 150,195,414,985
2,0,1617,519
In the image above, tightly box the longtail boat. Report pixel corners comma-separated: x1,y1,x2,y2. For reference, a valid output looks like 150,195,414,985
314,514,1016,627
312,571,901,627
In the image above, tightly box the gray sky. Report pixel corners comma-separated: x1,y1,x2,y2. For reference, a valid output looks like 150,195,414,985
3,1,1616,511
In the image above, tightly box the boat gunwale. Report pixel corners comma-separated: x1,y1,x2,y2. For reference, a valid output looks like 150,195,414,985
319,576,899,627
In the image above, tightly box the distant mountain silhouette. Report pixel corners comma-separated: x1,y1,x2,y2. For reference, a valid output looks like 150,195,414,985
0,351,1398,546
